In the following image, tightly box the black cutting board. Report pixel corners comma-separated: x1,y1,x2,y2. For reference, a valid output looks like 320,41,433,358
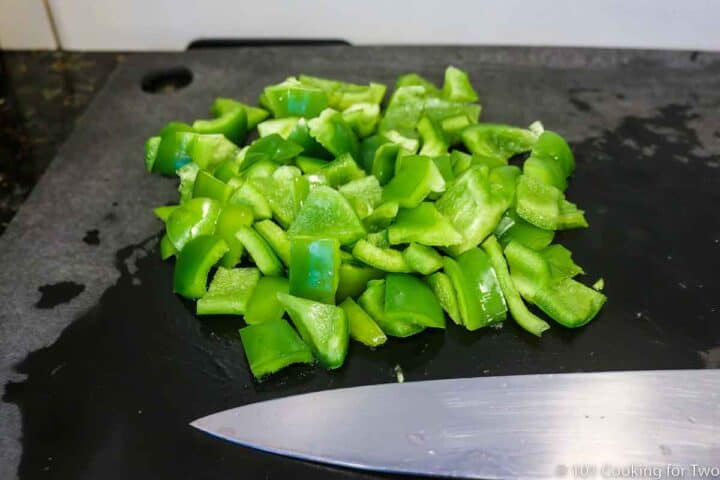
1,47,719,480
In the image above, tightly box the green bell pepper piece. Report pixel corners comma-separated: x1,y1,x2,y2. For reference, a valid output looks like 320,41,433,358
426,272,461,325
144,136,161,172
366,230,390,248
382,155,436,208
192,102,248,145
257,117,329,158
358,279,424,338
175,161,197,204
522,131,575,192
173,235,228,299
239,318,314,379
417,116,448,157
336,263,385,302
316,153,365,187
166,197,222,251
338,175,382,220
263,77,329,118
197,267,260,315
515,175,588,230
352,240,411,273
289,237,341,304
396,73,441,95
339,298,387,347
215,204,254,268
542,244,584,280
388,202,463,247
192,170,234,203
432,155,455,183
482,235,550,336
244,276,289,325
212,159,240,183
371,143,399,186
495,209,555,250
534,278,606,328
257,117,299,138
254,219,291,267
504,240,552,300
504,240,603,327
288,186,366,245
296,155,328,174
190,134,239,170
441,66,479,103
152,130,195,175
277,293,349,369
252,166,309,228
455,248,507,330
241,133,304,170
227,181,272,220
235,226,283,276
342,103,381,138
489,165,521,208
308,108,359,158
382,130,419,154
461,124,537,161
299,75,386,110
378,85,425,139
211,98,269,130
358,134,386,172
403,243,443,275
153,205,178,222
385,273,445,329
159,234,177,260
363,202,399,233
436,166,508,256
243,159,277,179
450,150,472,176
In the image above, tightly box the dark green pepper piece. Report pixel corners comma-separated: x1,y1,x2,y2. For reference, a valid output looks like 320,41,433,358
238,318,314,379
244,276,289,325
339,297,387,347
173,235,228,299
385,273,445,329
197,267,260,315
289,237,341,304
358,279,424,338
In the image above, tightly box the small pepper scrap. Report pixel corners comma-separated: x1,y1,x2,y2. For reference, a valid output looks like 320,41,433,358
146,65,608,380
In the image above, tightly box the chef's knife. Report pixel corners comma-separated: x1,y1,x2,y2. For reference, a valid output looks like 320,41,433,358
191,370,719,479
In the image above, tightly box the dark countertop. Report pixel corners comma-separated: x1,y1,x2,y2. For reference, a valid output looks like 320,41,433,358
0,51,120,233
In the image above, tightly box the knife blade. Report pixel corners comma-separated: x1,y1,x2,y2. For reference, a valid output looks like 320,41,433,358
191,370,720,479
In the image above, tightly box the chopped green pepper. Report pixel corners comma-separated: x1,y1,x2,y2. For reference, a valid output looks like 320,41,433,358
382,155,436,208
192,101,248,145
403,243,443,275
192,170,233,203
426,272,462,325
388,202,463,247
342,103,381,138
417,116,448,156
288,186,366,245
244,276,289,325
358,279,424,338
495,209,555,250
235,226,283,276
159,234,177,260
289,237,341,304
385,273,445,329
371,143,400,186
352,240,411,273
254,219,291,267
263,77,329,118
339,297,387,347
197,267,260,315
316,153,365,187
239,318,314,379
336,263,385,302
228,181,272,220
338,175,382,219
441,66,479,103
241,133,304,170
277,293,348,369
153,204,178,222
522,131,575,192
455,248,507,329
215,204,254,268
436,166,507,256
363,201,399,233
173,235,228,299
482,235,550,336
166,197,222,251
212,98,269,130
308,108,359,158
252,166,309,228
461,124,537,160
515,175,588,230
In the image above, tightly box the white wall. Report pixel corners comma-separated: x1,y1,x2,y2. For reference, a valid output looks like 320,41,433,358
0,0,56,49
2,0,719,51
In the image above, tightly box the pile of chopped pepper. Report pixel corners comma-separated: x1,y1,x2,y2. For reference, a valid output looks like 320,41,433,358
145,66,606,379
